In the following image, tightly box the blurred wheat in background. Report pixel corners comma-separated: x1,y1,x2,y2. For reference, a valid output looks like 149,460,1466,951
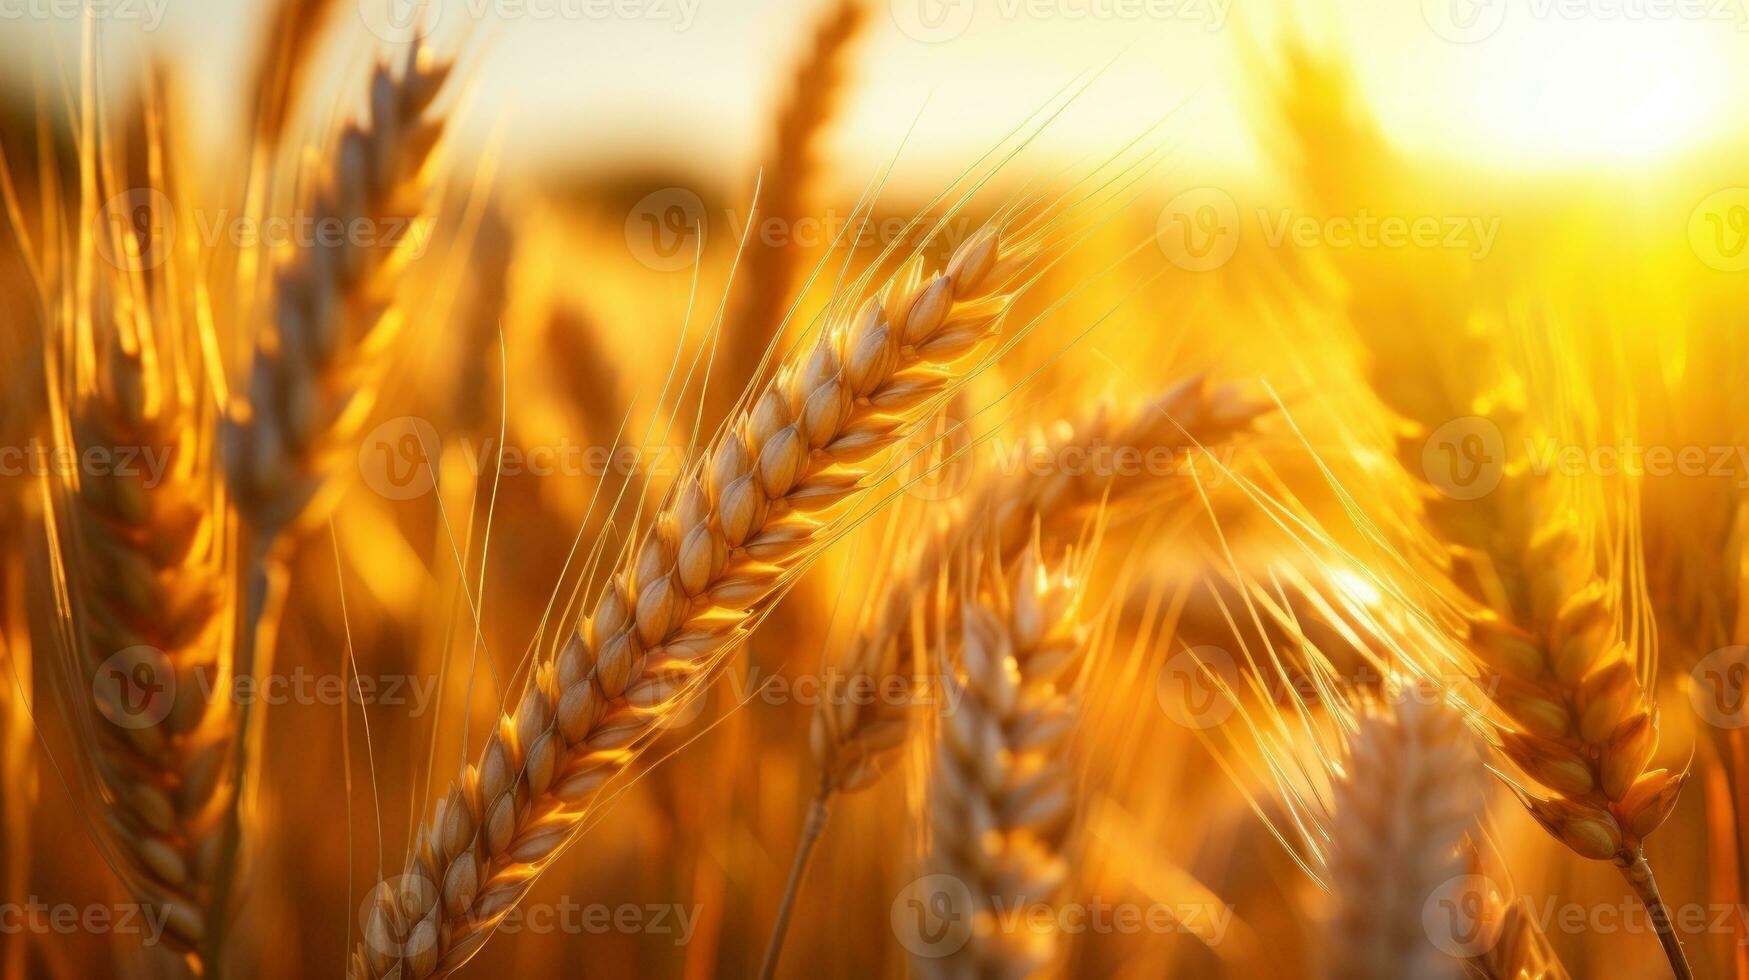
1,0,1747,976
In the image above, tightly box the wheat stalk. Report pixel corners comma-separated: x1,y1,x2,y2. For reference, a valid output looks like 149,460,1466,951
913,539,1084,980
351,220,1041,979
224,41,451,541
0,516,32,980
1324,695,1482,980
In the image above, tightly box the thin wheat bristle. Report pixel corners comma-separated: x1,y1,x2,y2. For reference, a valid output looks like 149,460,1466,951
351,221,1037,979
915,540,1083,980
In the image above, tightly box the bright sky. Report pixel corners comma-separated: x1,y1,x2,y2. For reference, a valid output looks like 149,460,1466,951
1,0,1744,183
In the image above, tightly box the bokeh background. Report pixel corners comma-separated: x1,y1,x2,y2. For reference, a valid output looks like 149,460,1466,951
2,1,1748,978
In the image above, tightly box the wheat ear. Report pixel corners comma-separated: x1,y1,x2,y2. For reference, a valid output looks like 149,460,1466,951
225,41,451,540
753,382,1257,977
1324,695,1482,980
58,322,233,968
352,221,1038,979
812,378,1263,794
213,42,450,970
914,540,1084,980
1403,426,1690,976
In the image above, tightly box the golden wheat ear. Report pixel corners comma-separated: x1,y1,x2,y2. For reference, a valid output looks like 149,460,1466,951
814,376,1267,795
352,216,1050,980
914,539,1086,980
1324,695,1482,980
224,40,453,543
745,378,1264,976
54,321,236,972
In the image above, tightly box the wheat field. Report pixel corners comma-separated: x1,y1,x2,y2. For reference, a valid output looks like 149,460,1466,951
0,0,1747,977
